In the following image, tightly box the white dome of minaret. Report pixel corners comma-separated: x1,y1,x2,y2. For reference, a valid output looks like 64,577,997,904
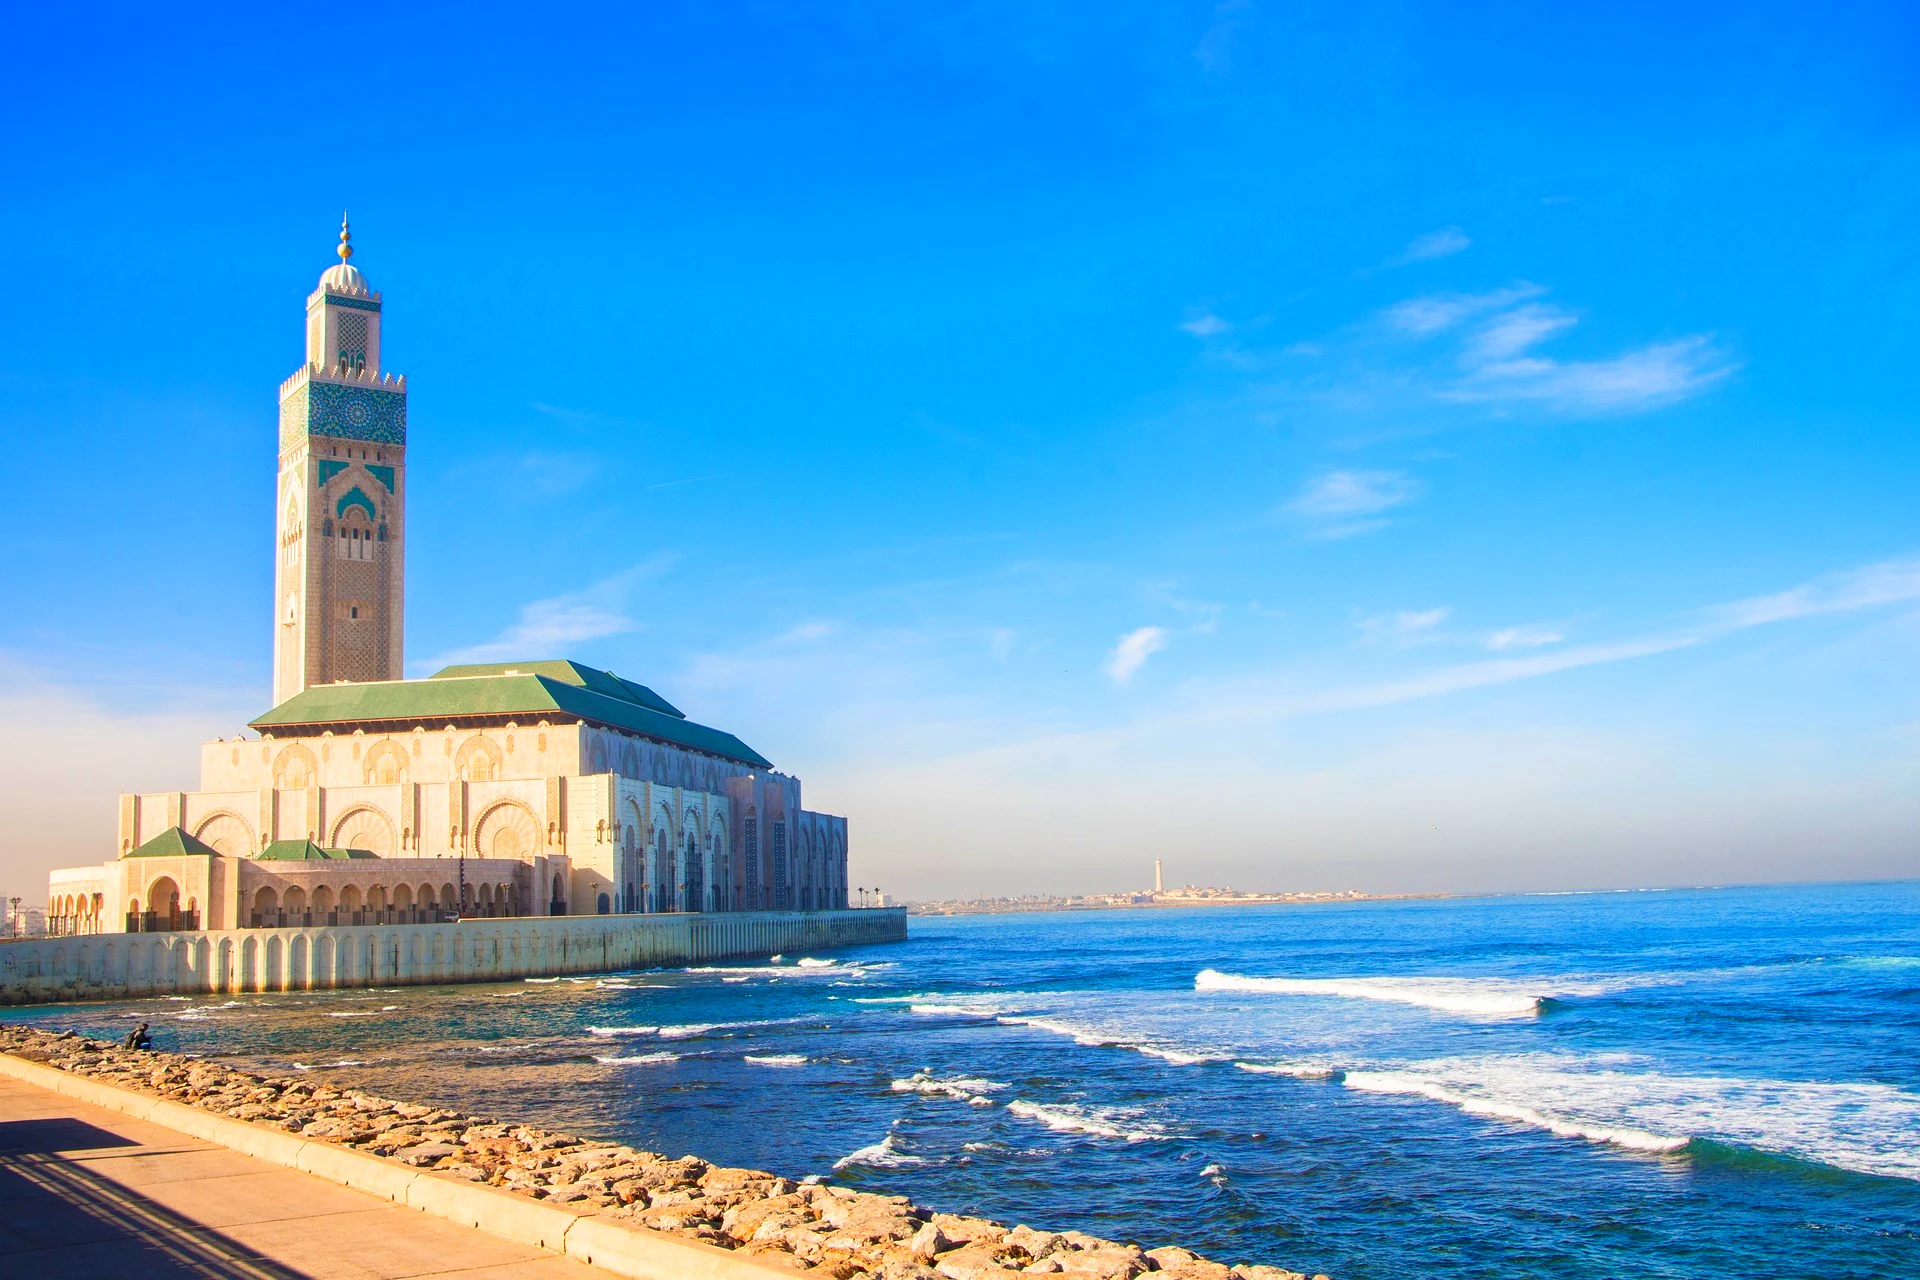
318,213,370,294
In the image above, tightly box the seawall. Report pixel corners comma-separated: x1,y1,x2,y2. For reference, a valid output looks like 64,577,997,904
0,907,906,1005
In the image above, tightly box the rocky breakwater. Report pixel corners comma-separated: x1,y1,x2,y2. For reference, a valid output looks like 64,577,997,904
0,1026,1327,1280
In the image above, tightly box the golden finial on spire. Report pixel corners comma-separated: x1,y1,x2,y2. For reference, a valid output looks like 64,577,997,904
337,211,353,262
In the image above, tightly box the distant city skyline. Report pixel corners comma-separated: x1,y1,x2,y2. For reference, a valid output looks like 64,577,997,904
2,3,1917,898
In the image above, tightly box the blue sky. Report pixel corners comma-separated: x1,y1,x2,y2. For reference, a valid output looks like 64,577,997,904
3,2,1917,897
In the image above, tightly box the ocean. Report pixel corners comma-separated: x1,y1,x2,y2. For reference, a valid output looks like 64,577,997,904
8,881,1918,1278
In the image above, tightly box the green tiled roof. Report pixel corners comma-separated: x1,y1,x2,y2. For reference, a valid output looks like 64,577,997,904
126,827,220,859
258,840,379,861
248,659,772,769
429,660,684,719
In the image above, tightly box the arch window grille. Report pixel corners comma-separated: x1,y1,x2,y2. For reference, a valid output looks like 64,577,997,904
771,820,790,910
334,312,369,372
684,828,703,913
655,828,671,913
743,816,760,910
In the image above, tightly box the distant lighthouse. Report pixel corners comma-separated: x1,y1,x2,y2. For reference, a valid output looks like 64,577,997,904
1154,858,1164,894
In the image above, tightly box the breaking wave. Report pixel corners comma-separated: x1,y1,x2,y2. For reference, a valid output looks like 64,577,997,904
1337,1055,1920,1179
595,1051,680,1065
833,1130,926,1170
1005,1100,1173,1143
745,1054,808,1066
1234,1060,1343,1081
891,1072,1008,1104
1194,968,1602,1016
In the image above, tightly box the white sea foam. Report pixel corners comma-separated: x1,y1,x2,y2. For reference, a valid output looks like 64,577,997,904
833,1131,926,1170
291,1059,372,1070
1339,1054,1920,1179
910,1004,996,1017
657,1017,809,1040
1194,968,1608,1015
596,1051,680,1065
586,1025,660,1037
796,957,835,968
326,1005,398,1018
891,1072,1008,1103
996,1015,1116,1046
1137,1045,1218,1066
1345,1070,1688,1152
173,1000,246,1021
745,1054,808,1066
524,977,559,984
1234,1060,1343,1081
1005,1100,1172,1143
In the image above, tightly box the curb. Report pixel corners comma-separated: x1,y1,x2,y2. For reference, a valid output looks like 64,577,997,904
0,1051,795,1279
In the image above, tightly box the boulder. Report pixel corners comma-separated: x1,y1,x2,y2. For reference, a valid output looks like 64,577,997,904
911,1222,957,1259
1058,1247,1148,1280
395,1141,463,1166
935,1245,1019,1280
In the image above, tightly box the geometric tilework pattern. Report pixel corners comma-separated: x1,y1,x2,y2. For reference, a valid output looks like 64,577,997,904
281,382,408,450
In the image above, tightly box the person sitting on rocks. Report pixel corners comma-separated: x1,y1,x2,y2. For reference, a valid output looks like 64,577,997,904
123,1022,153,1051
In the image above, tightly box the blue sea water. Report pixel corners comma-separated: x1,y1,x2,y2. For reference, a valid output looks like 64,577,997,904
9,882,1920,1278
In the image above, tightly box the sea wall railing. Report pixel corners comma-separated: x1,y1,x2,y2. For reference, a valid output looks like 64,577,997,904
0,908,907,1005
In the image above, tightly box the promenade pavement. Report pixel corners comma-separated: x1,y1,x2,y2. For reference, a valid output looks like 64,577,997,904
0,1072,602,1279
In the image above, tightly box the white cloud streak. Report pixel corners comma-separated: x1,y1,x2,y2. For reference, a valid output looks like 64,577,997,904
1359,607,1452,644
1391,226,1472,265
1286,469,1424,540
1486,624,1566,651
424,556,676,668
1105,627,1168,684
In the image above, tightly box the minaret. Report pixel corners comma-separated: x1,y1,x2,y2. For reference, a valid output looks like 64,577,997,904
271,215,408,705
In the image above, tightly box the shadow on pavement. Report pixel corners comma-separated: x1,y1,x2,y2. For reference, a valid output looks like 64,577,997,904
0,1117,310,1279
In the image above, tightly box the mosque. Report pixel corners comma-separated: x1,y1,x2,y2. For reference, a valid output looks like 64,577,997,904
46,222,849,936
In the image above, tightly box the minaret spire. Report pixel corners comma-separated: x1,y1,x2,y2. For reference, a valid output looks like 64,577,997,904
337,211,353,262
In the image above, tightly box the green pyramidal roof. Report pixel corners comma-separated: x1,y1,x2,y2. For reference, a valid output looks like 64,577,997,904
258,840,379,862
428,660,684,719
248,659,773,769
126,827,220,859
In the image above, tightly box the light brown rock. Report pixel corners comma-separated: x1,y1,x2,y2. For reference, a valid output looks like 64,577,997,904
934,1245,1018,1280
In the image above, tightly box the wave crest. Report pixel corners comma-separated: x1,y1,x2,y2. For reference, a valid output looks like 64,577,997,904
1196,968,1558,1016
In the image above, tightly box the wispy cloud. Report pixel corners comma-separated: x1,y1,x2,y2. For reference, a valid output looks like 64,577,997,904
1380,285,1736,414
1105,626,1168,684
1358,607,1451,645
1389,226,1472,266
1446,335,1733,413
779,620,840,643
1182,313,1230,337
423,556,677,667
1285,469,1424,540
1486,624,1566,651
1383,284,1546,335
1707,558,1920,628
1463,303,1578,363
1056,556,1920,749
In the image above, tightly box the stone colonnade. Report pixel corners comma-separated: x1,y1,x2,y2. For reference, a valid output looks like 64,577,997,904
0,908,906,1005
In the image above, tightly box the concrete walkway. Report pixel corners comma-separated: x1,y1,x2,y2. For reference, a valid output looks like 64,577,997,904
0,1073,602,1279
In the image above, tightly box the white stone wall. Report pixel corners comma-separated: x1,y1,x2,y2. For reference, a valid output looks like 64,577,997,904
0,909,907,1005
